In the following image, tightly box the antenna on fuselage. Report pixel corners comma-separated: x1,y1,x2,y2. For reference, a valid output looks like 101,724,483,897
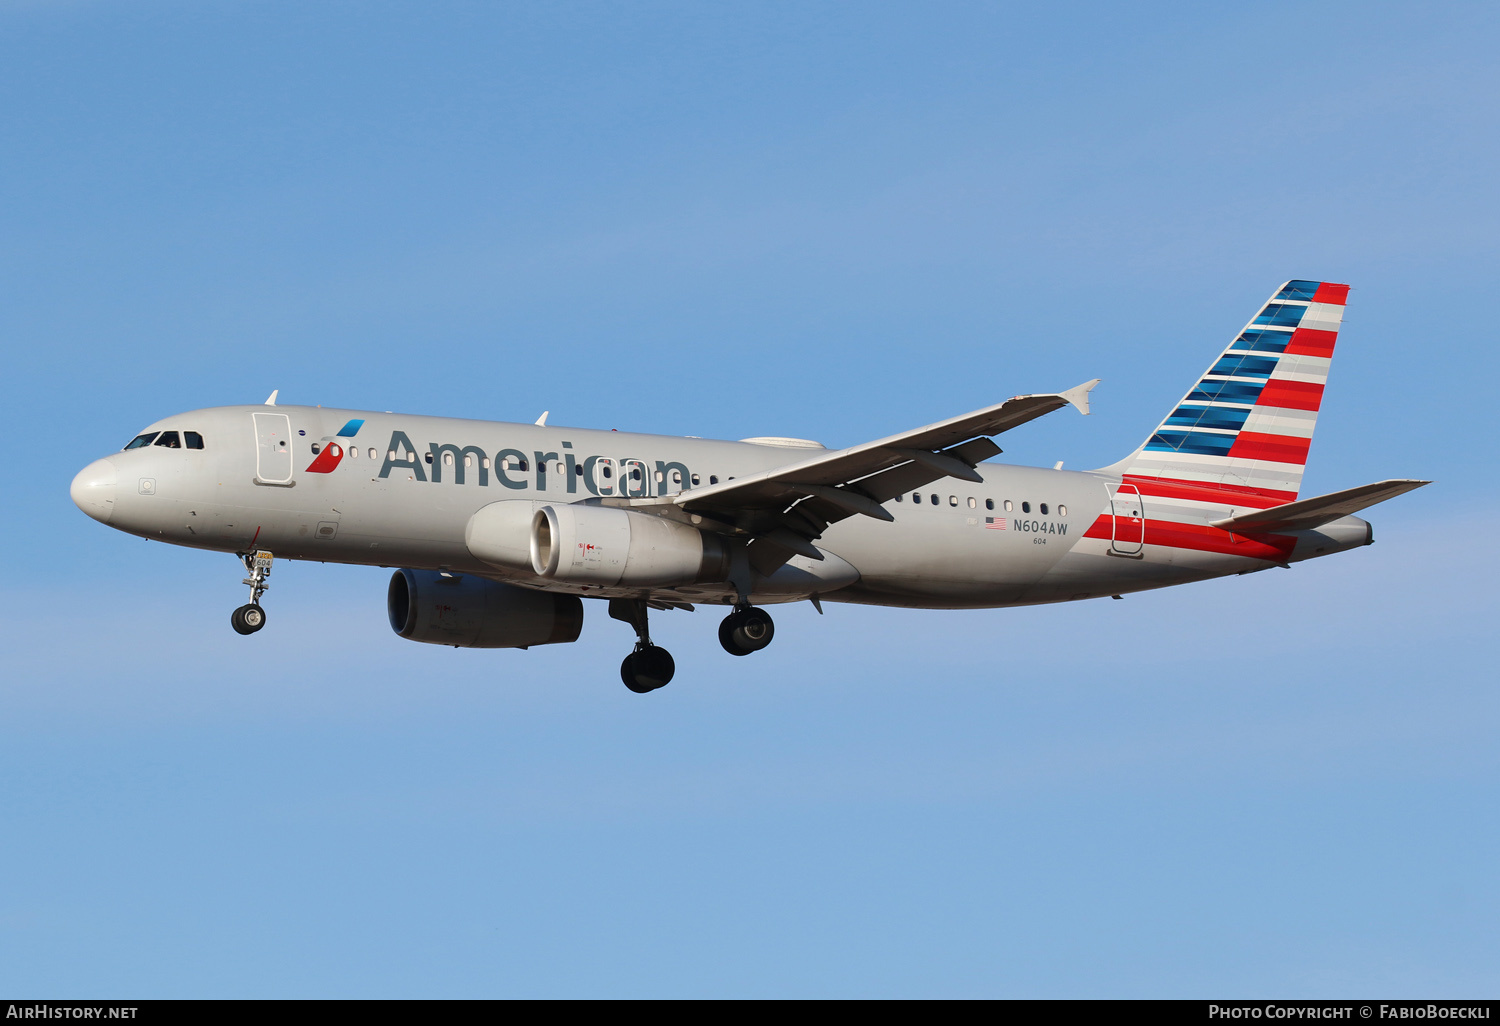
264,390,279,406
534,410,549,426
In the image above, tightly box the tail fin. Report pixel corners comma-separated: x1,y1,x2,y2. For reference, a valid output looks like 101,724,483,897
1107,279,1349,507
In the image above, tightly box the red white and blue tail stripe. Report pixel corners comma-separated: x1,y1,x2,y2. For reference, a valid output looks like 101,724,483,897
1113,280,1348,508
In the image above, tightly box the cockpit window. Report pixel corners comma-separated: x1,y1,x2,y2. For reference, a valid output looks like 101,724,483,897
154,431,182,448
184,431,204,449
123,432,159,450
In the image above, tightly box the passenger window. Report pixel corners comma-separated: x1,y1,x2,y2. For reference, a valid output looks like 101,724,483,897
949,495,958,507
912,492,921,503
154,431,181,448
632,467,641,480
603,464,613,478
184,431,204,450
311,443,321,454
691,473,700,485
463,454,472,468
369,448,377,460
986,499,994,511
671,470,681,484
1004,500,1013,512
1059,504,1067,516
894,493,902,502
348,446,358,459
930,494,939,505
1022,502,1031,513
710,475,718,485
1040,503,1049,515
967,497,976,509
424,452,434,464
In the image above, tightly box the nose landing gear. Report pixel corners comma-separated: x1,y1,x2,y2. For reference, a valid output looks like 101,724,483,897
231,549,273,636
718,605,774,656
609,598,675,693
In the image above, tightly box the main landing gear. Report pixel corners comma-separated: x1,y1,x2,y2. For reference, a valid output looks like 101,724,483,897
609,599,675,694
718,605,774,657
231,549,273,636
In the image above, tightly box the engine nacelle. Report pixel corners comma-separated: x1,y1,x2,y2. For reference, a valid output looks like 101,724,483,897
530,503,729,587
387,569,583,648
465,499,550,571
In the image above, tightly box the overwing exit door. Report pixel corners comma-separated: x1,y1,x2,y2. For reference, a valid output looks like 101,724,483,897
253,412,294,486
591,457,616,496
1110,483,1144,555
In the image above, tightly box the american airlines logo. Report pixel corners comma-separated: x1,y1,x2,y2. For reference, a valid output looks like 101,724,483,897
316,429,695,499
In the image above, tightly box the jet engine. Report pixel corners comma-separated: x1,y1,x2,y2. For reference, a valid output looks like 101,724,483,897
529,503,729,587
387,569,583,648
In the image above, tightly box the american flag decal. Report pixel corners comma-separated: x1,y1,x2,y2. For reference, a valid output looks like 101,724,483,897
985,517,1007,530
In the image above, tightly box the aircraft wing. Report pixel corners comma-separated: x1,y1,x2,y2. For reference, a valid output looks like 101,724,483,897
1210,479,1430,534
661,379,1098,568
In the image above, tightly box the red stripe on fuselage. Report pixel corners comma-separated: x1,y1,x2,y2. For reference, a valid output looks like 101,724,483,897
1122,475,1297,509
1227,431,1311,465
1256,379,1324,412
1284,327,1337,357
1084,515,1297,561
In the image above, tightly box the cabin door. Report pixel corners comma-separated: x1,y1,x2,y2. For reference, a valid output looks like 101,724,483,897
253,412,294,485
1110,483,1144,555
592,457,617,496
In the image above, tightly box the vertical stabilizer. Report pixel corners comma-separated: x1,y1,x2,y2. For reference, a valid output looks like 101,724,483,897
1107,280,1349,507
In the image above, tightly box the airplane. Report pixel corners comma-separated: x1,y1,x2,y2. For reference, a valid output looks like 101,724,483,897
70,280,1426,693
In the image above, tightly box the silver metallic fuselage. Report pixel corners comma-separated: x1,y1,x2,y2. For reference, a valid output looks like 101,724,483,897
70,404,1372,610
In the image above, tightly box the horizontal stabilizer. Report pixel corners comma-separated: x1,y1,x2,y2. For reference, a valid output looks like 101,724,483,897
1211,479,1429,534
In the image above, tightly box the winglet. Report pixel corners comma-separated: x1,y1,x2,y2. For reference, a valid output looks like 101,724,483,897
1059,379,1099,416
535,411,549,426
264,390,279,406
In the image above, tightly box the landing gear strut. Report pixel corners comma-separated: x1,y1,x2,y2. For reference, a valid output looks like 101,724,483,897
609,599,675,694
719,605,774,656
231,549,273,636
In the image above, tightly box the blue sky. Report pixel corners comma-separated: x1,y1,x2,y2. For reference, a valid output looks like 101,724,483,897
2,1,1496,997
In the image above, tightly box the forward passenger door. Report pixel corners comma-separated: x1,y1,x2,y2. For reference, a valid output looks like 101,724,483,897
252,412,294,486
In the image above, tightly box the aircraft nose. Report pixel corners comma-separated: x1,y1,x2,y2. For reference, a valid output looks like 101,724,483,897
71,458,118,524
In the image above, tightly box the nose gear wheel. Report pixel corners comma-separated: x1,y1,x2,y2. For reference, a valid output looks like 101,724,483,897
231,603,266,635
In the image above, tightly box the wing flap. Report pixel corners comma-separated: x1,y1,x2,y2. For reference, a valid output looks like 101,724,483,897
676,381,1098,520
1211,479,1430,534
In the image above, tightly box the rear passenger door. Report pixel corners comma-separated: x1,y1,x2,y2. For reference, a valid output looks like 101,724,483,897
1110,483,1144,555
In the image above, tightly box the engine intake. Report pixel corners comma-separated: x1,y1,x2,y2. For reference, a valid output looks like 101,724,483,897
387,569,583,648
530,503,729,587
